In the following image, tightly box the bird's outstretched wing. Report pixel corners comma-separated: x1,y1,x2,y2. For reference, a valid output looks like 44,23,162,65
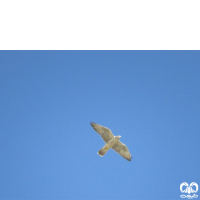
90,122,114,143
112,141,132,161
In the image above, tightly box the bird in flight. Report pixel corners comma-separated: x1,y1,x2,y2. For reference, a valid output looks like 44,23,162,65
90,122,132,161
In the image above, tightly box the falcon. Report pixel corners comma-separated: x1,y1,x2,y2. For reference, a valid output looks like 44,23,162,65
90,122,132,161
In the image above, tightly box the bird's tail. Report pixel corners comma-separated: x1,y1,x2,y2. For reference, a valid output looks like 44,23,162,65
98,145,109,157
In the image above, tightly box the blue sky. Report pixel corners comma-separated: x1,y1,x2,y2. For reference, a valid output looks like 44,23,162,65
0,51,199,199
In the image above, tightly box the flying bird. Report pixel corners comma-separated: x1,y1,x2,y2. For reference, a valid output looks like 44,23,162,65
90,122,132,161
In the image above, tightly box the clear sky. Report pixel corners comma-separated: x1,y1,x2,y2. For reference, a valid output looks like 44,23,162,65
0,51,199,200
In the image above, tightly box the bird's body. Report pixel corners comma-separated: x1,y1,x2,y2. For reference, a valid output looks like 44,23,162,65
98,136,120,156
90,122,132,161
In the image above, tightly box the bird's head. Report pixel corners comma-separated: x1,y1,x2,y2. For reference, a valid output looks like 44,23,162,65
116,136,121,139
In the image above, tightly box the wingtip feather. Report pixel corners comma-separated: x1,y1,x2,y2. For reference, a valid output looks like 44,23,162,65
128,156,132,161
